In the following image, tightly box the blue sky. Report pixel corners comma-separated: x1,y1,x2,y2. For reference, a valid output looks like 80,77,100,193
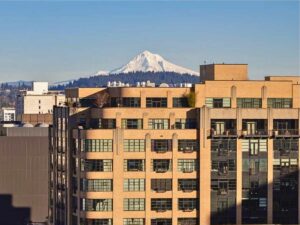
0,1,299,82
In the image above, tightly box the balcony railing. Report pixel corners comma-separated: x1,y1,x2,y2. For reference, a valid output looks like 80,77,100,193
240,129,269,137
272,129,299,137
209,129,238,138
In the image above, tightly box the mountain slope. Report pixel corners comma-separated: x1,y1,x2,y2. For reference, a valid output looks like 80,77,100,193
109,50,199,76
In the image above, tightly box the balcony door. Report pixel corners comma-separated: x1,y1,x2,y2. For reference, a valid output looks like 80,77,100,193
216,122,225,135
247,122,257,135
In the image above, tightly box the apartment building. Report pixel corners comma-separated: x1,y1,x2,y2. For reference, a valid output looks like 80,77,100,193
0,107,16,122
49,64,300,225
16,82,65,120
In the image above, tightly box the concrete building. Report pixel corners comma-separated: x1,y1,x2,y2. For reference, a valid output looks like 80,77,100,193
49,64,300,225
16,82,65,119
0,124,49,225
0,107,16,121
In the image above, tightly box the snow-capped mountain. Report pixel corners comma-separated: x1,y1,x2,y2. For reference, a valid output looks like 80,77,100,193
109,50,199,76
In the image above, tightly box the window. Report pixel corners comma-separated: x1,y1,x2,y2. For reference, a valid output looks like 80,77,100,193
124,198,145,211
151,140,172,152
148,119,169,129
124,179,145,192
178,159,197,172
80,219,112,225
81,179,112,192
259,159,267,172
211,139,236,152
124,139,145,152
80,98,96,107
122,119,143,129
124,160,145,171
81,199,112,211
206,98,231,108
146,98,167,108
178,198,198,211
178,140,198,152
123,218,145,225
82,139,113,152
173,97,189,107
151,199,172,211
274,139,298,151
151,219,172,225
81,159,113,172
152,159,172,172
175,119,197,129
110,97,141,107
178,179,198,192
90,118,116,129
151,179,172,192
268,98,292,108
237,98,262,108
178,218,197,225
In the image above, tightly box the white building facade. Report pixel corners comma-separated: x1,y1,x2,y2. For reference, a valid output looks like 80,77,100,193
0,107,16,122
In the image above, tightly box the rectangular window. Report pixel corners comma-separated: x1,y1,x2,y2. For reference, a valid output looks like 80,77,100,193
123,198,145,211
211,139,237,152
110,97,141,107
268,98,292,108
151,199,172,211
152,159,172,172
173,97,189,107
151,179,172,192
81,159,113,172
123,218,145,225
81,179,113,192
90,118,116,129
237,98,262,108
151,139,172,152
82,139,113,152
146,98,167,108
175,118,197,129
124,160,145,171
178,140,198,152
80,219,112,225
178,159,197,172
151,219,172,225
178,179,198,192
124,179,145,192
124,139,145,152
178,198,198,211
178,218,197,225
274,139,299,151
121,119,143,129
81,199,112,211
206,98,231,108
148,119,169,129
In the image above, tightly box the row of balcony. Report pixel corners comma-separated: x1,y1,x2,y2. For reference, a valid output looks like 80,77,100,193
209,129,300,138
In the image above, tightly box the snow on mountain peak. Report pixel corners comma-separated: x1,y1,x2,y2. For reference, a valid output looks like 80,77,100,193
109,50,199,76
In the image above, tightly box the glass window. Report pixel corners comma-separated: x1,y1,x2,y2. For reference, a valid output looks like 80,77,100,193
151,139,172,152
175,118,197,129
178,218,197,225
81,179,113,192
178,179,198,192
123,198,145,211
124,179,145,192
148,119,169,129
80,219,112,225
123,218,145,225
151,179,172,192
237,98,262,108
146,98,167,108
81,199,112,211
178,198,198,211
268,98,292,108
110,97,141,107
82,139,113,152
152,159,172,172
124,160,145,171
122,119,143,129
151,199,172,211
81,159,113,172
90,119,116,129
206,98,231,108
124,139,145,152
178,159,197,172
151,219,172,225
178,140,198,152
173,97,189,107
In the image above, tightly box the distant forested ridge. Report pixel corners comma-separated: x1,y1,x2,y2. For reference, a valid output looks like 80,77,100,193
51,72,200,90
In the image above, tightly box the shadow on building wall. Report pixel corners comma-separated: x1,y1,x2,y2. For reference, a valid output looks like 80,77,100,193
0,194,31,225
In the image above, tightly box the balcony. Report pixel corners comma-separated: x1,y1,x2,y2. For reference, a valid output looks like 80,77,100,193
272,129,299,137
240,129,269,138
209,129,238,138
